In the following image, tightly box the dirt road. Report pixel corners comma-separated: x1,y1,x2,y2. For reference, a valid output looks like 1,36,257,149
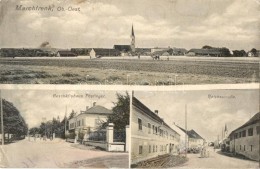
1,138,128,168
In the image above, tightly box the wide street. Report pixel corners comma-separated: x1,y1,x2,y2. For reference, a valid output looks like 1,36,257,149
0,138,128,168
179,147,259,168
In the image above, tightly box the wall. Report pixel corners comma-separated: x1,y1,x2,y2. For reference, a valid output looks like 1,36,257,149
131,106,180,164
229,123,259,161
84,141,107,150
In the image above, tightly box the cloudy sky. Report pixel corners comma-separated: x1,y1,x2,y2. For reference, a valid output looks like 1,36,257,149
0,0,259,50
134,89,259,141
2,89,125,128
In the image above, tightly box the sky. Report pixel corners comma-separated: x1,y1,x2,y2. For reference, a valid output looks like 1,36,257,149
1,89,126,128
0,0,259,50
134,89,259,141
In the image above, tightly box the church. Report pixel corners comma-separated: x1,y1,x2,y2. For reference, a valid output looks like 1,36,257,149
114,24,136,55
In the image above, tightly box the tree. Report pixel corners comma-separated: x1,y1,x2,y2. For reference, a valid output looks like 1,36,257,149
202,45,213,49
68,110,76,120
232,50,246,57
104,92,130,130
250,48,257,56
1,99,28,142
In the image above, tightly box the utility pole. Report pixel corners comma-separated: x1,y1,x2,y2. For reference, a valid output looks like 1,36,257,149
65,106,67,136
0,90,4,145
185,104,187,157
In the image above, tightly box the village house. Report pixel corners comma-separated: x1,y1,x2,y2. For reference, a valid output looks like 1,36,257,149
56,50,77,57
228,112,260,161
68,102,113,141
176,126,204,149
131,97,180,164
89,48,120,58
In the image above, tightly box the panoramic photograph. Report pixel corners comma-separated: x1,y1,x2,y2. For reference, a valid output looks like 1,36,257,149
0,0,259,85
0,89,130,168
131,89,259,168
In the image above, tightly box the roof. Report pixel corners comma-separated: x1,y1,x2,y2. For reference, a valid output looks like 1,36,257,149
152,50,169,56
229,112,260,136
177,126,204,139
92,48,120,56
114,45,132,52
57,50,77,56
188,48,222,55
82,105,113,115
133,97,179,135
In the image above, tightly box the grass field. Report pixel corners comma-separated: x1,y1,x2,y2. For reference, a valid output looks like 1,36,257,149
0,57,259,85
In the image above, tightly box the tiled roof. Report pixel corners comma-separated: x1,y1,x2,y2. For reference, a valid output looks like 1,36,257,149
83,105,113,115
176,126,204,139
133,97,178,135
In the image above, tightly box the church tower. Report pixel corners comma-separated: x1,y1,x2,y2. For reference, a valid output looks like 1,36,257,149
130,24,135,52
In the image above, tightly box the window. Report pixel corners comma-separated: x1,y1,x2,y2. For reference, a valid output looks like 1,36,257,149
152,125,155,134
148,123,151,134
234,133,238,139
149,145,151,153
156,145,157,152
244,145,246,151
138,118,142,130
139,145,143,154
251,145,253,151
248,128,253,136
82,119,85,126
240,145,241,150
239,132,241,138
153,145,155,152
242,130,246,137
155,127,158,135
257,126,260,135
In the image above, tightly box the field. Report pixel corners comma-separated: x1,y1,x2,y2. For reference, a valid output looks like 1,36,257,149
0,56,259,85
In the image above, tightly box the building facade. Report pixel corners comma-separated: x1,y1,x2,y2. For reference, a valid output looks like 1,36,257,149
228,112,260,161
68,103,113,140
131,97,180,164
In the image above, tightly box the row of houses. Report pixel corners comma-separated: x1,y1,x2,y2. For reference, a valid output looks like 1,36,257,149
223,112,260,161
131,96,204,165
1,47,259,58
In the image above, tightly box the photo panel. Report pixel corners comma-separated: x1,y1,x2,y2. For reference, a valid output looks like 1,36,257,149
131,88,259,168
0,88,130,168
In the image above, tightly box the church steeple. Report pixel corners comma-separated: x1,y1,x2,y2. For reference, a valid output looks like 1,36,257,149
130,24,135,52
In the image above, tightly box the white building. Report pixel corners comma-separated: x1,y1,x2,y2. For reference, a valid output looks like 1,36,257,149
68,102,113,140
131,97,180,164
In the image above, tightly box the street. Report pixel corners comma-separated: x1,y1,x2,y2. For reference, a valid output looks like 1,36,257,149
0,138,128,168
179,147,259,168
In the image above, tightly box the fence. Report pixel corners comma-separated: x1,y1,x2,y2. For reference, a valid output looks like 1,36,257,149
88,130,106,142
114,129,126,142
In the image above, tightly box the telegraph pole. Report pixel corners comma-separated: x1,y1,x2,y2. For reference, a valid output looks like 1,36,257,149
64,106,67,136
0,90,4,145
185,104,187,157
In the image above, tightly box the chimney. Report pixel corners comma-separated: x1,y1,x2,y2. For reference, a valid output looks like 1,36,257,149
154,110,158,115
93,102,96,107
86,106,89,111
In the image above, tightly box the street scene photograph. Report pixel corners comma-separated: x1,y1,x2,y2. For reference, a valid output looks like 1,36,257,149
131,89,259,168
0,0,259,85
0,89,130,168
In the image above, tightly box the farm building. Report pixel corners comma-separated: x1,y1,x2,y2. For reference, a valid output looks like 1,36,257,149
68,102,113,141
71,48,93,56
187,48,230,57
228,112,260,161
176,126,204,149
56,50,77,57
247,50,260,57
151,50,170,56
89,48,120,58
170,48,188,55
131,97,180,164
135,48,152,55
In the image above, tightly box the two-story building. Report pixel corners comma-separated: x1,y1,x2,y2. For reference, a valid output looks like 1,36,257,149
68,102,113,140
131,97,180,164
228,112,260,161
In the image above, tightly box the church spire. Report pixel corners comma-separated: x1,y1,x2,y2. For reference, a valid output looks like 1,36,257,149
131,24,135,37
130,24,135,52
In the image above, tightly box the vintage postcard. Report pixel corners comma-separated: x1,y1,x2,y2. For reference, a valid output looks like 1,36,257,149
131,88,259,168
0,0,259,85
0,89,130,168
